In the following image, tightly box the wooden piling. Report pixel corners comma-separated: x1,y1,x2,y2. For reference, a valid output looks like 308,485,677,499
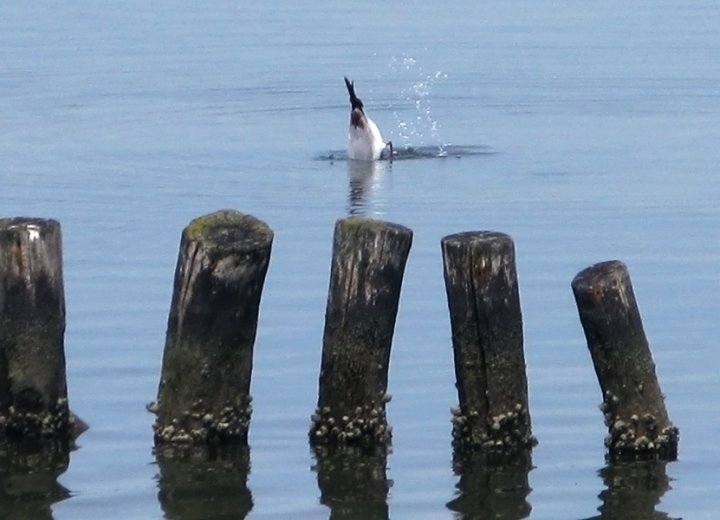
0,218,73,444
571,260,678,460
153,210,273,446
309,217,412,447
441,231,534,454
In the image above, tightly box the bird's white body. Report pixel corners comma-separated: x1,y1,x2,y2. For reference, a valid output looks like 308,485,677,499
347,112,387,160
344,77,393,161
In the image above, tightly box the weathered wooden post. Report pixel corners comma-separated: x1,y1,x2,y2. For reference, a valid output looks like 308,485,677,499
309,217,412,447
441,231,534,454
571,260,678,460
0,218,73,444
152,210,273,446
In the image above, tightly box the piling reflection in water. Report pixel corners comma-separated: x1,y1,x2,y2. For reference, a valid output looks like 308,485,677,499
446,451,532,520
582,460,679,520
155,444,252,520
346,160,389,217
0,442,70,520
312,445,390,520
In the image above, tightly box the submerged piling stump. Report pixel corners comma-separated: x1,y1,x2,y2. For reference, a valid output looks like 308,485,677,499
441,231,534,455
0,218,73,444
571,260,678,460
310,217,412,447
153,210,273,446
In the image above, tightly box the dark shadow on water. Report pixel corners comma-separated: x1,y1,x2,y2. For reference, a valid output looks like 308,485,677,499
312,444,391,520
579,460,680,520
446,450,532,520
155,444,252,520
346,160,390,217
0,441,71,520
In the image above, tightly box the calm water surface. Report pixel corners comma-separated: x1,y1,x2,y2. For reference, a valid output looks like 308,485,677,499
2,2,719,519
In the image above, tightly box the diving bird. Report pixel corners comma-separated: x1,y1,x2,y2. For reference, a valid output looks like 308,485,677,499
344,77,393,161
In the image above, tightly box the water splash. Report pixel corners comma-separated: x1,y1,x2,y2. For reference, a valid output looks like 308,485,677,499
316,145,494,162
387,55,448,155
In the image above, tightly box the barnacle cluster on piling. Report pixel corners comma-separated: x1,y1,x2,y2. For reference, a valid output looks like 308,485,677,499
601,389,679,459
151,395,253,444
0,397,73,441
309,393,392,446
451,402,536,453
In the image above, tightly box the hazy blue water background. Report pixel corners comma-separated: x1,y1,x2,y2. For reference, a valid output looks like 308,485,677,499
2,1,719,518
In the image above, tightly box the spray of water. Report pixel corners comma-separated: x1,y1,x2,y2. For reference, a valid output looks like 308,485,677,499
387,55,448,156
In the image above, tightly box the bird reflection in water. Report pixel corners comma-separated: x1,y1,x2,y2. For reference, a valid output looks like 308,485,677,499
346,160,390,217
